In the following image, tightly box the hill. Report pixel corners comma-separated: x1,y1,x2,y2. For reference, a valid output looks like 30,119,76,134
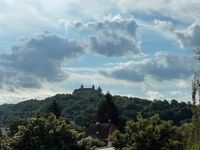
0,92,192,127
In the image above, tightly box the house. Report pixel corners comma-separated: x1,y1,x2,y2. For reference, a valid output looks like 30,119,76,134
86,121,118,140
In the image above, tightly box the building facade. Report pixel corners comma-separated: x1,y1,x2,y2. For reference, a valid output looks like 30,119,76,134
73,85,102,95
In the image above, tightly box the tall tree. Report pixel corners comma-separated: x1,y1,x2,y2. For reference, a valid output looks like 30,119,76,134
96,92,119,126
186,48,200,149
47,99,61,118
192,48,200,105
186,106,200,149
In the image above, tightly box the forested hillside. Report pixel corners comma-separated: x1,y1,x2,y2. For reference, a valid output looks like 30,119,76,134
0,92,192,127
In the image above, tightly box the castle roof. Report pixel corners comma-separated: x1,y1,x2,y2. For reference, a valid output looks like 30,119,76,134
73,85,102,95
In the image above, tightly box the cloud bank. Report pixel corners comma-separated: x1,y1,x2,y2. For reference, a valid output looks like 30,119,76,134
114,0,200,22
175,21,200,48
0,15,140,91
155,19,200,49
59,14,140,57
0,32,84,89
101,51,193,82
0,0,197,102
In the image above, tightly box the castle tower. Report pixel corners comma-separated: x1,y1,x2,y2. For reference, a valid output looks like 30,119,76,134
92,85,95,89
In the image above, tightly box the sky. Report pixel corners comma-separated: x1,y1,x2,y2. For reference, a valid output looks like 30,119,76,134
0,0,200,104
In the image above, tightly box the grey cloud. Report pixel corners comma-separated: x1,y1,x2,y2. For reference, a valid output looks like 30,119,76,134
101,68,145,82
175,22,200,48
144,52,193,81
126,20,137,35
89,32,139,57
101,51,193,82
5,72,41,90
0,68,41,90
87,16,137,35
155,19,200,49
59,15,140,57
64,15,137,35
0,31,85,89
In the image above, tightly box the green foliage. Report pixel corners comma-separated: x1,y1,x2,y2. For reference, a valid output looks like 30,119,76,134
0,93,192,128
10,114,84,150
0,92,193,150
111,114,183,150
114,97,192,126
78,137,105,150
96,92,119,125
0,134,12,150
9,119,28,136
185,106,200,150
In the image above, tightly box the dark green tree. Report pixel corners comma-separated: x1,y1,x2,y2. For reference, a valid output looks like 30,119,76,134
47,99,61,118
9,119,28,136
96,92,119,126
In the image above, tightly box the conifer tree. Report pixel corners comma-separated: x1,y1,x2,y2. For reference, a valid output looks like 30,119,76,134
96,92,119,126
47,99,61,118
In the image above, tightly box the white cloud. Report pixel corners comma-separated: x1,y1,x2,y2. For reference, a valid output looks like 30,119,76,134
175,79,191,88
0,0,117,39
154,19,174,33
114,0,200,22
146,90,164,100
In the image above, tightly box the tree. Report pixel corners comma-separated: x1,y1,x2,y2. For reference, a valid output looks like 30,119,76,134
10,114,84,150
96,92,119,126
9,119,28,136
111,114,183,150
46,99,61,118
78,137,105,150
192,48,200,105
185,106,200,150
0,134,12,150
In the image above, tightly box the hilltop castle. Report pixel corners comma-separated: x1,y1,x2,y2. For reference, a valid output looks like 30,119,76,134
73,85,102,95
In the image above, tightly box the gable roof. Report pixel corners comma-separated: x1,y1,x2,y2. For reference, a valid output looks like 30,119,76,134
86,123,118,140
